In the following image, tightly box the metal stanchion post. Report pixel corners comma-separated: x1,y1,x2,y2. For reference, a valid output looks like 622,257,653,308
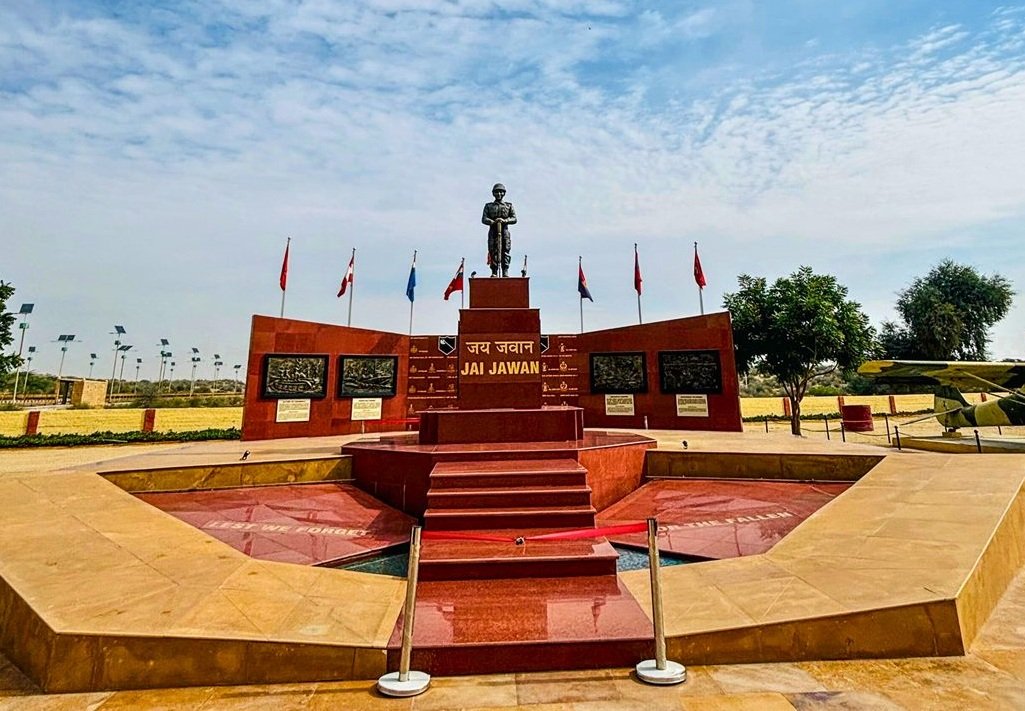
974,429,982,454
824,417,830,440
636,517,686,685
764,417,769,434
840,422,846,443
894,426,901,451
378,526,430,697
998,425,1003,435
884,413,891,444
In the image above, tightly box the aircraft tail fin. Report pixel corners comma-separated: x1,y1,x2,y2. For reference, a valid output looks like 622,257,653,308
935,385,969,414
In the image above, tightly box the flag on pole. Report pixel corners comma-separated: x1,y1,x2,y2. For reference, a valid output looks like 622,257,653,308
279,239,290,291
633,243,643,295
444,259,464,301
337,252,354,297
578,259,593,301
406,252,417,302
693,243,707,288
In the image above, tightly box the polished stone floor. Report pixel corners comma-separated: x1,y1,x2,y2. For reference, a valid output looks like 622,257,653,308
137,483,415,566
3,562,1025,709
598,479,851,559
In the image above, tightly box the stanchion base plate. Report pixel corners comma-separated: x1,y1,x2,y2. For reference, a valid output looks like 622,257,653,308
377,671,431,697
635,659,687,685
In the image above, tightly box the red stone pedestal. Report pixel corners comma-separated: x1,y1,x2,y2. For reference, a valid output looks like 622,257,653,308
419,406,583,445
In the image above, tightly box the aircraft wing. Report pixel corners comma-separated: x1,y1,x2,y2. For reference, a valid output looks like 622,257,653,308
858,360,1025,390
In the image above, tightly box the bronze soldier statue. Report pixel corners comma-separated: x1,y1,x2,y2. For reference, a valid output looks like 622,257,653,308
481,183,517,277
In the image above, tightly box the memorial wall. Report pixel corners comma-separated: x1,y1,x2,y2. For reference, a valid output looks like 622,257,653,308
242,310,742,441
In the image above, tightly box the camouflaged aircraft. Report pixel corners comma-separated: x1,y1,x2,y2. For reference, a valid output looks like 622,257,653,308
858,360,1025,430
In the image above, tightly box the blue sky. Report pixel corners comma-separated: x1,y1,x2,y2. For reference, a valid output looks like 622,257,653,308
2,1,1024,378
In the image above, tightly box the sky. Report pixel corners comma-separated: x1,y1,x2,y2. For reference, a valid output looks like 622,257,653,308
2,1,1024,380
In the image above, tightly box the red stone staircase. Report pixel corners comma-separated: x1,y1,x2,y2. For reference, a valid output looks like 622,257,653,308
419,457,620,581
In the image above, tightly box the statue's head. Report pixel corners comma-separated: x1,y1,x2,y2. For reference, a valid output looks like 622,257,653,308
492,183,506,199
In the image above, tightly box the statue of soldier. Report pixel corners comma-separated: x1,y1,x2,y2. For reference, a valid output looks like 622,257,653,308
481,183,517,277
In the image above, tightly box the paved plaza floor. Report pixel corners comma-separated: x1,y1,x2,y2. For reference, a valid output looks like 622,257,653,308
1,431,1024,708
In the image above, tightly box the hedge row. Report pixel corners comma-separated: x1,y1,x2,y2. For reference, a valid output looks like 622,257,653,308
0,428,242,449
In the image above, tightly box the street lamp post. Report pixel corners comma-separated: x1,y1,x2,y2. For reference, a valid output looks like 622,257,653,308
88,353,97,378
108,326,126,402
55,335,77,380
134,358,142,394
157,339,170,392
213,354,223,383
169,361,176,382
189,348,200,398
116,345,133,395
11,303,33,403
233,364,242,393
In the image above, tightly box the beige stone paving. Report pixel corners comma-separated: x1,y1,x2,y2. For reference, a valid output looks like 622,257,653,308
3,431,1025,707
3,563,1025,708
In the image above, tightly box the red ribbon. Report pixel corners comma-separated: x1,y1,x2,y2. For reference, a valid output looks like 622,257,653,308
421,521,647,543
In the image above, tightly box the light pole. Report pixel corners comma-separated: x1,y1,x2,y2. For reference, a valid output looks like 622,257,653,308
11,303,33,403
116,345,133,395
189,348,200,398
213,355,223,384
233,364,242,392
169,361,176,383
156,339,170,391
54,335,77,379
134,358,142,393
108,325,126,402
88,353,97,378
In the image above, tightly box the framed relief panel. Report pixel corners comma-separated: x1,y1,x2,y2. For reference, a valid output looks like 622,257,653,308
589,352,647,394
261,354,329,399
338,355,399,398
658,349,723,394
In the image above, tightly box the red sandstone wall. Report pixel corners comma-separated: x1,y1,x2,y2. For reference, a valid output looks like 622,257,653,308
242,311,742,441
575,312,743,432
242,315,410,441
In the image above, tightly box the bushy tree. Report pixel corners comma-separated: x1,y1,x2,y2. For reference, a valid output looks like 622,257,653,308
724,267,875,435
881,260,1013,360
0,281,21,379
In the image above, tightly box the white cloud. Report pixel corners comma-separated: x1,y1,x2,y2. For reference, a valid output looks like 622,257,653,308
2,2,1025,374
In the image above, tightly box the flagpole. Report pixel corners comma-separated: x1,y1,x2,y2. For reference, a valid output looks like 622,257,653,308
347,247,355,327
460,257,465,309
408,250,417,336
280,236,290,318
635,243,643,325
579,255,584,333
695,242,704,315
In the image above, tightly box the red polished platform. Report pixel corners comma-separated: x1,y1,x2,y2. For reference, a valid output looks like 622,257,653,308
597,479,851,559
418,406,583,444
135,483,416,566
468,276,530,308
388,575,653,675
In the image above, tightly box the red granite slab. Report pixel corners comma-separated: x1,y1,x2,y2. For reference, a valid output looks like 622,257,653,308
597,479,851,560
389,575,653,674
136,483,416,566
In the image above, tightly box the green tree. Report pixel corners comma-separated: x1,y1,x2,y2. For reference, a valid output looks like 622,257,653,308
724,267,875,435
881,260,1013,360
0,281,21,379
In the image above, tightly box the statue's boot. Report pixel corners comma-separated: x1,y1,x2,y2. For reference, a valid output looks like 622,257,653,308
502,270,509,277
490,269,498,277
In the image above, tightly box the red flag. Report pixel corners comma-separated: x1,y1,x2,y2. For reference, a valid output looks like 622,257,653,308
279,239,290,291
633,244,642,295
693,243,706,288
337,253,354,297
444,259,464,301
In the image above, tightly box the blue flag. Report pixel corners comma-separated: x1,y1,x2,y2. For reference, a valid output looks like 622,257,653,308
406,260,416,302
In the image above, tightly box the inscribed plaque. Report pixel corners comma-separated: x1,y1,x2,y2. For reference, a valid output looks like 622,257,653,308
275,398,311,422
589,352,647,394
676,394,709,417
658,350,723,394
339,355,399,398
351,397,383,421
605,394,635,416
262,355,328,399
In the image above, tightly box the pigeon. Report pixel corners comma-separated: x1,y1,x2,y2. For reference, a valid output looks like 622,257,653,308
240,450,250,461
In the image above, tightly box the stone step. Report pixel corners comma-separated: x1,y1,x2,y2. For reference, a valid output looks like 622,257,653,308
429,458,588,490
419,535,619,581
426,486,593,510
423,505,596,531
